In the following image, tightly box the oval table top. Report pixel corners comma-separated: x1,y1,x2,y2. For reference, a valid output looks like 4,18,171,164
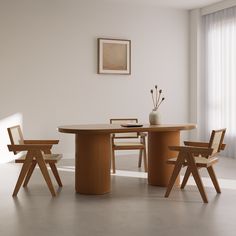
58,123,196,134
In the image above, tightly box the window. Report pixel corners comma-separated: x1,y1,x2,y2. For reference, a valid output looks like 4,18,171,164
201,6,236,157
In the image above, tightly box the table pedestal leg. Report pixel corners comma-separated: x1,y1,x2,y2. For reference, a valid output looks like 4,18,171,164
148,131,180,186
75,133,111,194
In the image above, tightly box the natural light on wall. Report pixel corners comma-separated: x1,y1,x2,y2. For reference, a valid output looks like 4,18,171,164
200,6,236,158
0,113,23,163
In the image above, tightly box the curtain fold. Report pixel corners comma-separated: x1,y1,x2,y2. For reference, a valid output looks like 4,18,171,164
201,6,236,157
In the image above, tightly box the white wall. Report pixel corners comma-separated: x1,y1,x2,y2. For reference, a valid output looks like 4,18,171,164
189,9,202,140
0,0,189,159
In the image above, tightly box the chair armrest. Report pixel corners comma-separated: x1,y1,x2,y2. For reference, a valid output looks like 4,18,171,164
184,141,226,150
8,144,53,152
169,145,213,156
24,140,59,144
184,141,209,147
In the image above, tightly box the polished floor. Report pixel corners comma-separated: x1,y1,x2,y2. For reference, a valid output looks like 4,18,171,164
0,155,236,236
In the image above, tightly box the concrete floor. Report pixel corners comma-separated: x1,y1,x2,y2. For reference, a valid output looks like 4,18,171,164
0,155,236,236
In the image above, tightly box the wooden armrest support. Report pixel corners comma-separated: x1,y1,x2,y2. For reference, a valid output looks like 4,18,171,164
220,143,226,150
139,132,147,137
184,141,226,150
8,144,53,152
169,145,213,156
24,140,59,144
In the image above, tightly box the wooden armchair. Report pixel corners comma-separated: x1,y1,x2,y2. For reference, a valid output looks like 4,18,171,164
7,125,62,197
165,129,226,203
110,118,147,173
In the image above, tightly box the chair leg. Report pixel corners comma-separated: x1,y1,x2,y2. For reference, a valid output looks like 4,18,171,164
187,156,208,203
138,150,142,168
181,166,191,189
36,154,56,197
207,166,221,193
23,161,37,187
111,149,116,174
143,148,148,172
13,154,33,197
165,154,184,198
141,136,147,172
49,163,63,187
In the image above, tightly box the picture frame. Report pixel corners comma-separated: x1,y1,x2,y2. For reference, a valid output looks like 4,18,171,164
97,38,131,75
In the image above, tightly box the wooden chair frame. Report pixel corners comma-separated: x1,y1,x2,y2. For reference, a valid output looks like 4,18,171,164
7,125,62,197
110,118,147,173
165,129,226,203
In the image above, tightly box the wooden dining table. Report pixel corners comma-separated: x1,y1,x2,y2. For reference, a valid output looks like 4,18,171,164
58,123,196,195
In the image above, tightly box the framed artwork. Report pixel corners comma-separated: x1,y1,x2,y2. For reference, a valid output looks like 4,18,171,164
97,38,131,74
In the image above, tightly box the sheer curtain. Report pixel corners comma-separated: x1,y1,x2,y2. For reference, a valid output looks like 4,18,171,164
200,6,236,157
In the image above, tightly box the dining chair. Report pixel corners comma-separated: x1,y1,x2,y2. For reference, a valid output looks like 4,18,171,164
164,129,226,203
110,118,147,173
7,125,62,197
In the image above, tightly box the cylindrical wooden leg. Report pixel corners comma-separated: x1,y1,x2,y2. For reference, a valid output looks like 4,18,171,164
75,133,111,194
148,131,180,186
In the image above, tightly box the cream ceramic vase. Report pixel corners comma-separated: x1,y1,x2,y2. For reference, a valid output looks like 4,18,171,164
149,110,160,125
